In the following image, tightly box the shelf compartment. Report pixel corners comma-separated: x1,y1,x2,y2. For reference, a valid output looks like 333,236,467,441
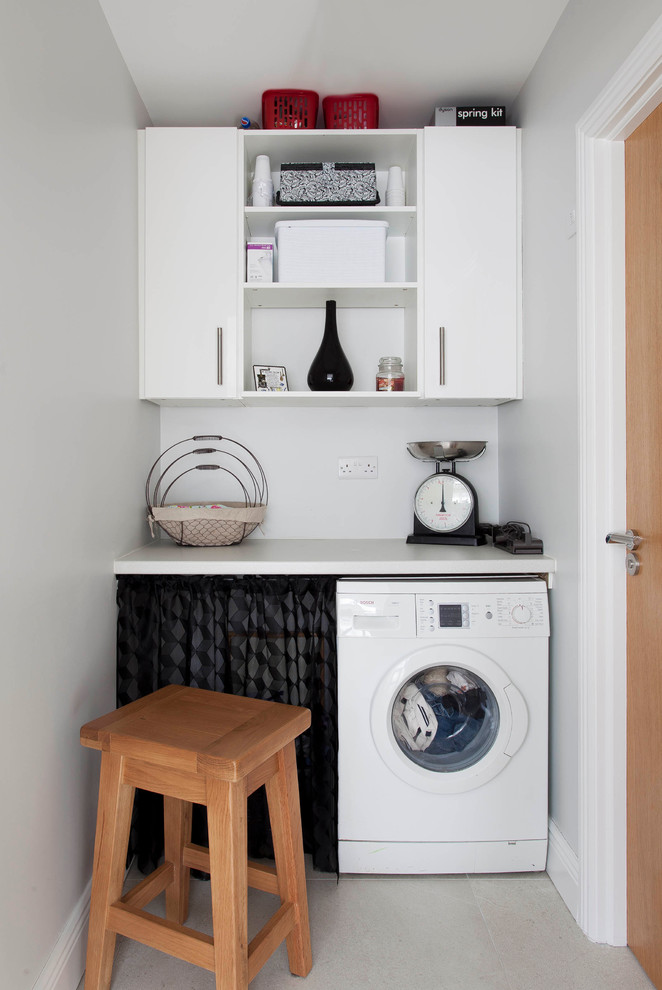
241,129,421,215
243,217,416,282
243,304,419,393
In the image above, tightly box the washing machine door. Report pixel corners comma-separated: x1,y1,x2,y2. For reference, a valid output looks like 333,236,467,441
370,644,528,794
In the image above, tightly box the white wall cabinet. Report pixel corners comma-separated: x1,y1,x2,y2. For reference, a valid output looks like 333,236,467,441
140,126,519,406
423,127,520,402
141,128,238,401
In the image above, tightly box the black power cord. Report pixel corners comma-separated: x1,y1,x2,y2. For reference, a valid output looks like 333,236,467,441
485,520,544,554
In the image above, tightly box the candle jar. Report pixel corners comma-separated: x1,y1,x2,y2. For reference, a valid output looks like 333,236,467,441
376,356,404,391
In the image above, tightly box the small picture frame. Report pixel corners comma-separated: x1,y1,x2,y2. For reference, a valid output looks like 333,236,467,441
253,365,289,392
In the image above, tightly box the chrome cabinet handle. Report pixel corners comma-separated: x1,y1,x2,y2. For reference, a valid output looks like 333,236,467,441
439,326,446,386
605,529,642,550
217,327,223,385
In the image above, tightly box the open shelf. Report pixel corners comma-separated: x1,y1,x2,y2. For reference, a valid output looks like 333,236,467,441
245,206,417,238
241,389,423,407
243,283,418,309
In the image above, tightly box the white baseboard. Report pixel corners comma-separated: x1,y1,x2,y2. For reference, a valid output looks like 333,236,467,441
547,817,580,920
32,878,90,990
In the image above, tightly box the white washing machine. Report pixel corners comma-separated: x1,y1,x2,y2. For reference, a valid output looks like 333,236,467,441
337,577,549,874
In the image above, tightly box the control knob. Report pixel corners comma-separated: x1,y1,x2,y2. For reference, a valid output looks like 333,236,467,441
511,603,532,625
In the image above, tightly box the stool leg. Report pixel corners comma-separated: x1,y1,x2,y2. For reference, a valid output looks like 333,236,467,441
164,797,192,925
266,741,313,977
84,752,135,990
207,777,248,990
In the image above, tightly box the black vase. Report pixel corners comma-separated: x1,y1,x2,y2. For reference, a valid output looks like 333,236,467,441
307,300,354,391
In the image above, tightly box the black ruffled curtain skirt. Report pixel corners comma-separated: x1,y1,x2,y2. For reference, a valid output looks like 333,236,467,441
116,574,338,873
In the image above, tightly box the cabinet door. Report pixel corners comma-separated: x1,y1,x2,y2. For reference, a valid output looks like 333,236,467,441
142,128,238,400
423,128,519,401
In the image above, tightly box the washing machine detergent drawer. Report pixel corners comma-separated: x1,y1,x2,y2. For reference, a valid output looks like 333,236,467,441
337,593,417,638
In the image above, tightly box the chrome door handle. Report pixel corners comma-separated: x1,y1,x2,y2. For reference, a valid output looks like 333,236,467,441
605,529,642,550
439,326,446,386
217,327,223,385
606,531,643,576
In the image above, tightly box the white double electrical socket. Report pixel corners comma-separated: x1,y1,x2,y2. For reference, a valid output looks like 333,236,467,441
338,456,378,479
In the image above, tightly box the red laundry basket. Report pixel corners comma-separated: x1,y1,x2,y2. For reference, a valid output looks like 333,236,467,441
322,93,379,129
262,89,319,129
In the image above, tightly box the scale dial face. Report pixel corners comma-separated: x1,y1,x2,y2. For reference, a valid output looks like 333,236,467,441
414,473,474,533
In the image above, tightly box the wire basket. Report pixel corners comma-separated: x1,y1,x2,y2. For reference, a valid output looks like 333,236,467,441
145,435,268,547
322,93,379,129
262,89,319,129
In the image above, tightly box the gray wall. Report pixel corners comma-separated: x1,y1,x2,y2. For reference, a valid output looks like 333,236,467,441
500,0,662,857
0,1,158,986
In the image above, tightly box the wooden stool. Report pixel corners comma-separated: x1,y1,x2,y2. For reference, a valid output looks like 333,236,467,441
80,684,312,990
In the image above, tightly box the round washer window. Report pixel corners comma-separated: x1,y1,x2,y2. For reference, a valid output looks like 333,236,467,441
391,664,500,773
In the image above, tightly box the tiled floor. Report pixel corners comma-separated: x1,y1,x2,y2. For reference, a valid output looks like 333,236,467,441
78,865,655,990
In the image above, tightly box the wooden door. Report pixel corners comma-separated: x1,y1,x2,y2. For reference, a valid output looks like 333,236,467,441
625,100,662,986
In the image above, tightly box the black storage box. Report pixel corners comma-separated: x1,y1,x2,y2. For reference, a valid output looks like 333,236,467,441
276,162,379,206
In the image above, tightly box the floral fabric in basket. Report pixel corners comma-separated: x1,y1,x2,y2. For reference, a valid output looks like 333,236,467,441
149,502,266,547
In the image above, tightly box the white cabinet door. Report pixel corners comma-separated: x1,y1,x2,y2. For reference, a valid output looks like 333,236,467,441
423,127,519,401
142,128,238,400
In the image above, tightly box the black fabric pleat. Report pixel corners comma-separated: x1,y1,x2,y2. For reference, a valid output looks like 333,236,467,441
115,574,338,874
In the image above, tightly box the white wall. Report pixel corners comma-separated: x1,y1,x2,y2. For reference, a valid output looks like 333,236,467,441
499,0,661,863
160,406,500,539
0,1,158,987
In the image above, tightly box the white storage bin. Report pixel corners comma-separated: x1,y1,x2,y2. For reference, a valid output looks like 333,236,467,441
275,219,389,284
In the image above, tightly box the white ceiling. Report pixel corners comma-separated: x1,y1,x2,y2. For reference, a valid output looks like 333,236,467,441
98,0,570,129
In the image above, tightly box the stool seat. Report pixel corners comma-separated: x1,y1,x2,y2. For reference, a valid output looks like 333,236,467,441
81,685,312,990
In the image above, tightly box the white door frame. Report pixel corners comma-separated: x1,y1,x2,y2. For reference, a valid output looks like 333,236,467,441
577,14,662,945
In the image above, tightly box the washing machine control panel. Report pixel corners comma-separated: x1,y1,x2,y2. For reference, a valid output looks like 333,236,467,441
415,594,549,637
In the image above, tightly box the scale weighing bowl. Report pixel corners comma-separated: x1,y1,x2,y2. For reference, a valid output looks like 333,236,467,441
406,441,487,463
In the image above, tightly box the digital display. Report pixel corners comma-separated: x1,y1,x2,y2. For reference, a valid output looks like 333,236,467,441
438,604,463,627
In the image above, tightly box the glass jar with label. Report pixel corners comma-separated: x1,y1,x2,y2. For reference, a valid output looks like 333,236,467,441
376,356,404,391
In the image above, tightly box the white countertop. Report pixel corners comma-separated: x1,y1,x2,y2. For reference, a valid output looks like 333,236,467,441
114,540,556,583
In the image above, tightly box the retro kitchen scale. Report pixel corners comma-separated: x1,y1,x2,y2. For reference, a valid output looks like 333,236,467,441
406,441,487,546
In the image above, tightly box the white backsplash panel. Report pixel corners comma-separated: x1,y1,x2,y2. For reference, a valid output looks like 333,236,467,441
159,405,499,540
